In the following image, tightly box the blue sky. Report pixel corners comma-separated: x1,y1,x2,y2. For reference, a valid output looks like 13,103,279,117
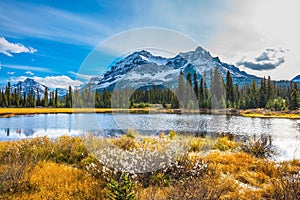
0,0,299,88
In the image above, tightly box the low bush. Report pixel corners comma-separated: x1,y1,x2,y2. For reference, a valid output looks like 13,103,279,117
242,135,278,158
214,136,238,151
107,173,136,200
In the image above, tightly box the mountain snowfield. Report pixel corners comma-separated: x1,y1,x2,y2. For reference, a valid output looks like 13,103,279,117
87,46,260,91
12,78,68,98
5,47,299,95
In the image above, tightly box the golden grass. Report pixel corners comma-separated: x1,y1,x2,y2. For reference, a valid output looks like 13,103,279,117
0,107,157,116
4,161,105,200
241,109,300,119
0,135,299,199
1,107,300,119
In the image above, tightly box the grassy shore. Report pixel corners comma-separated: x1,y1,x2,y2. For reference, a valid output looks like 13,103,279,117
0,107,156,117
0,134,299,199
0,107,299,119
240,108,300,119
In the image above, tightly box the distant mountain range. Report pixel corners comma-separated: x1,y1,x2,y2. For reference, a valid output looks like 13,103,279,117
87,46,260,91
12,78,67,97
3,47,299,94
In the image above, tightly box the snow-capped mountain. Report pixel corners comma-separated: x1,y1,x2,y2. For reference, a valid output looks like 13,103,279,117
292,75,300,82
88,46,259,90
12,78,67,97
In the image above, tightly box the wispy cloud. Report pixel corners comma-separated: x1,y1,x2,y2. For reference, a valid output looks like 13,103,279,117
237,48,287,71
69,71,94,80
3,64,52,73
0,37,36,57
25,70,34,75
13,75,83,89
0,2,112,46
7,71,15,75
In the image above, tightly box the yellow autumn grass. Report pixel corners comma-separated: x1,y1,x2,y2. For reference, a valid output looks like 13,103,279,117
0,107,157,117
241,109,300,119
3,161,105,200
0,135,299,199
1,107,300,118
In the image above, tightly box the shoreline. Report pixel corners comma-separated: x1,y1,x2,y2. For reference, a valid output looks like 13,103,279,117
0,107,299,119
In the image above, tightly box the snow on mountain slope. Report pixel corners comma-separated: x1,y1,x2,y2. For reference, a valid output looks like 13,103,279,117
12,78,68,97
88,47,259,90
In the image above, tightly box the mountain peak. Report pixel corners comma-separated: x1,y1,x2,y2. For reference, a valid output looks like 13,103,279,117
179,46,212,61
88,46,259,90
23,78,36,83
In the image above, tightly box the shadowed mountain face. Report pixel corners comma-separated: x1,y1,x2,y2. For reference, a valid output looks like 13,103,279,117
292,75,300,82
87,47,259,91
13,78,67,97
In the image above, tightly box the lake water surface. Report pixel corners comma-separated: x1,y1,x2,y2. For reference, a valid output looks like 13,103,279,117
0,113,299,160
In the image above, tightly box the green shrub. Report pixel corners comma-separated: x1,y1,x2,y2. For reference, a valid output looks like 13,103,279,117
112,135,136,151
189,138,204,152
107,173,136,200
214,137,238,151
51,136,88,164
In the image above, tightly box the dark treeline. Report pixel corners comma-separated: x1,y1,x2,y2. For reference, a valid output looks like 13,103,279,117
0,84,73,108
128,68,300,110
1,68,299,110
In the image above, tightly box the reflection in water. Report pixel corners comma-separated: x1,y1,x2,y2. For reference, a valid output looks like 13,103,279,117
0,113,299,160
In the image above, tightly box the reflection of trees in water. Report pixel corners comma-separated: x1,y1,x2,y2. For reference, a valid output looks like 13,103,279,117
4,129,35,137
5,128,9,136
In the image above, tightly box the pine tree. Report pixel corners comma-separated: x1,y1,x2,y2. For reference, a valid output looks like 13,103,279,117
267,76,274,101
186,72,193,108
177,71,185,108
289,82,300,110
259,77,267,108
5,82,11,107
193,70,199,99
36,88,41,107
103,88,110,108
44,87,48,107
199,78,204,108
66,86,72,108
225,71,234,107
210,68,226,109
55,88,59,108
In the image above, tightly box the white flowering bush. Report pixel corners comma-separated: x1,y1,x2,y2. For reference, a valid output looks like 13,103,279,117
86,136,187,174
81,133,210,189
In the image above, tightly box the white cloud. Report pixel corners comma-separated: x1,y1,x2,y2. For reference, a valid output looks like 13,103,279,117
209,0,300,80
34,75,83,89
25,70,34,75
69,71,94,80
7,71,15,75
0,37,37,57
237,48,288,71
3,64,52,73
13,75,83,89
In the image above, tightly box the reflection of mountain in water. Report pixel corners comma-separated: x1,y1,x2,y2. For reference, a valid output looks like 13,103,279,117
23,129,35,137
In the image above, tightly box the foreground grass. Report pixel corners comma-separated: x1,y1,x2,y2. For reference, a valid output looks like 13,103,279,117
0,134,299,199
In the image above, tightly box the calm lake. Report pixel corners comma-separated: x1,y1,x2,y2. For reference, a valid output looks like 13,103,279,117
0,113,299,160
